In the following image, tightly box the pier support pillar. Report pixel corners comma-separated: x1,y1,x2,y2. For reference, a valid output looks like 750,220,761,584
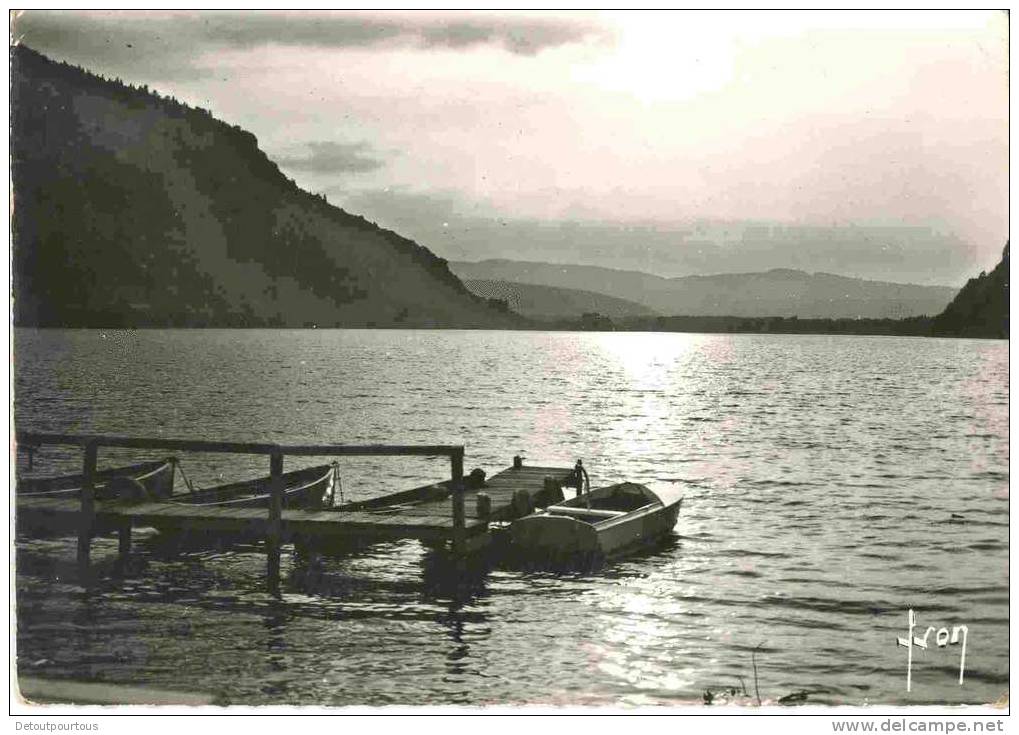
118,522,132,558
451,449,465,555
267,449,284,596
77,441,98,578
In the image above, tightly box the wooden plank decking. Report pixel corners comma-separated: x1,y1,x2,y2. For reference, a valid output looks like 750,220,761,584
452,464,575,520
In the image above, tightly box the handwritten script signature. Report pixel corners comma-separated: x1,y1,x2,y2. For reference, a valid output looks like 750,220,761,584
896,609,968,692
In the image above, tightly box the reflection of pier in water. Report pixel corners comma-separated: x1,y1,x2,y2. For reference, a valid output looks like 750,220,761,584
282,542,495,702
419,549,494,699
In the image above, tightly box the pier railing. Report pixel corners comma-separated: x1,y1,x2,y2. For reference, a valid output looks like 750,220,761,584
15,431,466,594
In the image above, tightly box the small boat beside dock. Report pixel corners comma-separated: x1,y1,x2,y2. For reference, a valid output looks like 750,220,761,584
144,464,336,542
16,457,177,537
17,458,333,539
17,458,177,500
170,464,334,510
508,482,683,561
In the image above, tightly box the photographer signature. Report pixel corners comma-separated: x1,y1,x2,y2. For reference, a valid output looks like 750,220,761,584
896,609,968,692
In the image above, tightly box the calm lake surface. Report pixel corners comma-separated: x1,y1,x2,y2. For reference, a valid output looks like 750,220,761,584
13,329,1009,707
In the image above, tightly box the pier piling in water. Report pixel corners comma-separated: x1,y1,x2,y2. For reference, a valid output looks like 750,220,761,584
118,521,131,558
451,449,465,555
267,449,284,595
77,441,97,574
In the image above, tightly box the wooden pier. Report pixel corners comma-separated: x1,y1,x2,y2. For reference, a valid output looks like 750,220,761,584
15,432,576,594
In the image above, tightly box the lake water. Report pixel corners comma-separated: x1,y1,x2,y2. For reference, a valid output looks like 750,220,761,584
13,329,1009,707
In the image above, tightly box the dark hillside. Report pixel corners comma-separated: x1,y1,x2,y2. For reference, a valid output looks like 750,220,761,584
931,244,1008,339
11,45,521,328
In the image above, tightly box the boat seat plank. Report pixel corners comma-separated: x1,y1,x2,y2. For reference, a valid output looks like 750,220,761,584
545,506,628,518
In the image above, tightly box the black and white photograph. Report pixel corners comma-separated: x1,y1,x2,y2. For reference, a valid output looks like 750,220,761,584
8,9,1009,720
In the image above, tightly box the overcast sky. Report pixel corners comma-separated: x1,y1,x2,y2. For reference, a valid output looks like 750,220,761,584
12,10,1009,285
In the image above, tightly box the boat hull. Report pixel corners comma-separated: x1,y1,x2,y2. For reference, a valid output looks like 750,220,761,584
17,459,176,500
16,459,177,537
510,487,682,561
146,465,335,542
168,464,334,509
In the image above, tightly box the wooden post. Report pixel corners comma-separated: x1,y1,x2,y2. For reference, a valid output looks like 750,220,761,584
451,449,465,554
513,454,523,469
118,522,132,558
77,441,98,576
267,449,284,596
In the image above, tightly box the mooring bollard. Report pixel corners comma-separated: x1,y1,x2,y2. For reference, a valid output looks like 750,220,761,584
512,488,533,517
77,441,98,576
267,448,284,596
542,476,564,506
451,449,465,554
475,492,491,520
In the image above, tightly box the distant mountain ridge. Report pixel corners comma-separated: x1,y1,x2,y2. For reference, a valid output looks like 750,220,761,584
462,279,655,320
450,259,958,319
11,45,521,328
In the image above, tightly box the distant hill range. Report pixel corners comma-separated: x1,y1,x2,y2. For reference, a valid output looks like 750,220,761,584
450,259,959,319
462,279,655,321
486,245,1007,340
11,46,520,328
932,243,1008,339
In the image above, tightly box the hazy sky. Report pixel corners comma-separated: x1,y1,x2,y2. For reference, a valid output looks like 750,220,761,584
12,10,1009,284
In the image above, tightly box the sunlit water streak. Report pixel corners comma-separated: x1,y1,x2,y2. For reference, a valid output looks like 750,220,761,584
13,329,1008,706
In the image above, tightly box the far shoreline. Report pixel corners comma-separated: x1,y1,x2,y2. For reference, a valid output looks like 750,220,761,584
10,319,1007,341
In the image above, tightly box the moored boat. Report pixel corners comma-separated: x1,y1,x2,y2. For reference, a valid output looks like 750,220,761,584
508,481,682,560
16,458,177,537
169,464,335,509
331,477,453,512
17,458,177,500
144,464,336,541
300,474,467,556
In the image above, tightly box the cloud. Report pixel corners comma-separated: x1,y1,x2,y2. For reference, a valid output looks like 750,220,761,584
414,16,611,55
198,12,614,56
275,142,386,175
13,11,614,63
11,11,209,81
